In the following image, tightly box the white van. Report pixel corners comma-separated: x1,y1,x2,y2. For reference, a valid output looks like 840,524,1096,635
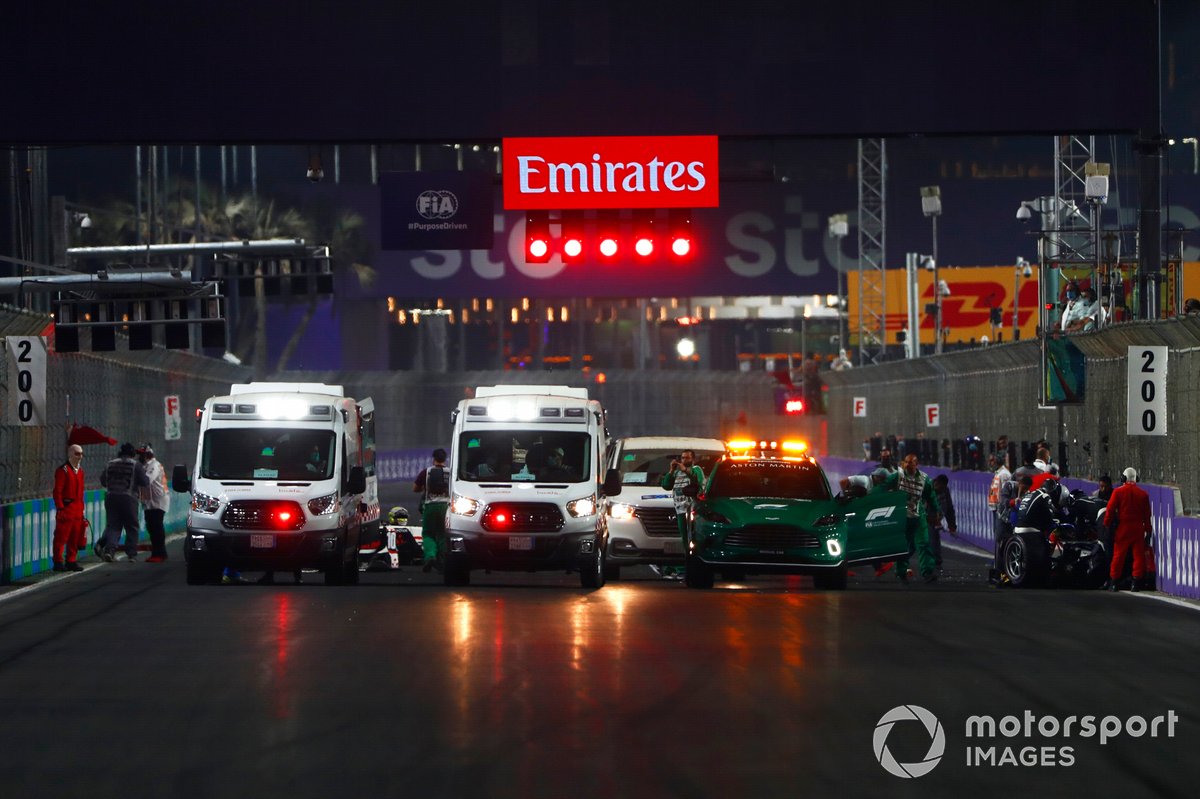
172,382,378,585
603,436,726,578
443,385,615,588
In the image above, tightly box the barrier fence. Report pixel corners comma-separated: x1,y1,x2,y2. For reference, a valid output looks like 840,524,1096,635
822,317,1200,515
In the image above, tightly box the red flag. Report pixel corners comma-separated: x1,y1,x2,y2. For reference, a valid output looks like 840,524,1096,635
67,423,117,447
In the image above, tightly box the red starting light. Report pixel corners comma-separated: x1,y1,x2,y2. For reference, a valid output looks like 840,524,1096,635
633,210,655,261
561,210,585,264
669,208,693,260
525,211,551,264
598,236,619,258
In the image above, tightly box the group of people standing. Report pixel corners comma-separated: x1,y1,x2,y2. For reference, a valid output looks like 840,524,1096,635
51,441,170,571
987,443,1152,590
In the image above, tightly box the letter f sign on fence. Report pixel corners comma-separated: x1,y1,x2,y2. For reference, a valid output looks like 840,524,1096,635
925,404,940,428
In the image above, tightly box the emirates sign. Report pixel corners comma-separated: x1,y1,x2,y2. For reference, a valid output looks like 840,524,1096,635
502,135,719,210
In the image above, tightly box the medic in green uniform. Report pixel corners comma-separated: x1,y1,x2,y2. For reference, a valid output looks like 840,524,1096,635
659,449,706,578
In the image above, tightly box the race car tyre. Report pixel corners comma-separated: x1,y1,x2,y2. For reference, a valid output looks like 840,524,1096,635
443,559,471,587
684,555,714,589
580,547,606,589
813,564,848,590
1003,532,1048,588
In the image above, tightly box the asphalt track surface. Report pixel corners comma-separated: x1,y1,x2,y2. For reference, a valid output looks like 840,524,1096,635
1,542,1197,799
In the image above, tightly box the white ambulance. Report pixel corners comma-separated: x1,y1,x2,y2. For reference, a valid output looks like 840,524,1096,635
443,385,616,588
172,382,378,585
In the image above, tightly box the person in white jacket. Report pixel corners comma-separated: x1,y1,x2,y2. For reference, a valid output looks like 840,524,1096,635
137,444,171,562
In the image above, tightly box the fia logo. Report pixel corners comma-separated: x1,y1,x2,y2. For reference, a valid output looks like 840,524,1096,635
416,190,459,220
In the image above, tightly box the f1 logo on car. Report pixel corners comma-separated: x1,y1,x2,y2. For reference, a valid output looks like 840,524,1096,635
865,506,897,523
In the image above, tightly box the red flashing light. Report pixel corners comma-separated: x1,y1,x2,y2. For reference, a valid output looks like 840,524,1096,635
495,513,508,524
785,398,806,415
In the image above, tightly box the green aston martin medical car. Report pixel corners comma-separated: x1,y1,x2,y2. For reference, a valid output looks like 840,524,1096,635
683,443,911,589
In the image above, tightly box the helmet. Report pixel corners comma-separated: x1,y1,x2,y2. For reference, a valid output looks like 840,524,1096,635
1040,477,1062,505
387,506,409,525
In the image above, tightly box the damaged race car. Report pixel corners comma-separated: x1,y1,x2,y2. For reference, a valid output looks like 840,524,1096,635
1001,481,1112,588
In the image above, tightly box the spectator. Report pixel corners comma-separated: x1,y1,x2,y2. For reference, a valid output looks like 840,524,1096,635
928,473,956,572
880,454,939,584
1105,467,1153,592
98,443,149,562
1092,474,1114,502
1063,286,1104,332
831,349,853,371
413,448,451,572
52,444,88,572
137,444,170,563
1184,297,1200,315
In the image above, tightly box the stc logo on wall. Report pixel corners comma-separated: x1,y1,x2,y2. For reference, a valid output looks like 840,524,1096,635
502,135,720,210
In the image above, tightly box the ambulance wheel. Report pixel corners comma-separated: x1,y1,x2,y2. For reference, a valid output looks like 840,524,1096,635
580,547,606,589
186,563,219,585
443,559,470,586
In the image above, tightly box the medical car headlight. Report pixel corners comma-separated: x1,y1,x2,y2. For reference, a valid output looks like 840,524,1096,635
191,492,220,514
307,492,339,516
826,539,843,557
451,494,480,517
608,503,635,521
566,495,597,518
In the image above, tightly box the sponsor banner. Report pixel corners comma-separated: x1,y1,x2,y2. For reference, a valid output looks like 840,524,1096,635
848,265,1041,345
380,171,495,250
502,136,719,210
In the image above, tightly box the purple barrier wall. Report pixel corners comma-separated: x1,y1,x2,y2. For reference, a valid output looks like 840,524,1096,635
822,456,1199,600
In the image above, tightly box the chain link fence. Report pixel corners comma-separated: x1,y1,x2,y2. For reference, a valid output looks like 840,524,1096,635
823,317,1200,513
1,306,250,502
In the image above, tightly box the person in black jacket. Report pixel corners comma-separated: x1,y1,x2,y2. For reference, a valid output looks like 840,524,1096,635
98,443,149,561
928,474,957,571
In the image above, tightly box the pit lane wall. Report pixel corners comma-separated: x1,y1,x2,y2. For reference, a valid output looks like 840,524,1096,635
2,492,189,581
